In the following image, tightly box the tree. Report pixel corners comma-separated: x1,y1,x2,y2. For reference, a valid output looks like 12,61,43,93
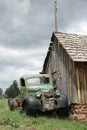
0,88,3,98
5,80,20,98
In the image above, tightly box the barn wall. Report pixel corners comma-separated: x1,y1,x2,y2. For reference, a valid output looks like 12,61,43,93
44,39,76,104
57,43,78,104
43,38,78,104
75,62,87,103
43,37,87,104
44,51,52,74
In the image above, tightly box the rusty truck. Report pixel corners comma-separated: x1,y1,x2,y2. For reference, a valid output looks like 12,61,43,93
8,74,68,116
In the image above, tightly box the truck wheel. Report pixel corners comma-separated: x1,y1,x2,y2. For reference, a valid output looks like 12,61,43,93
8,98,14,111
22,101,29,115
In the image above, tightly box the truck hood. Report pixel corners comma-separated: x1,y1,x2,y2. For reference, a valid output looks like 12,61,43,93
26,84,53,91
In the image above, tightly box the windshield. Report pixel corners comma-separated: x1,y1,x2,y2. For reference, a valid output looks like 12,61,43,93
26,77,50,86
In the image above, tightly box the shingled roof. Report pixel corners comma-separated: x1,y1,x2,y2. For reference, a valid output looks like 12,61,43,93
54,32,87,62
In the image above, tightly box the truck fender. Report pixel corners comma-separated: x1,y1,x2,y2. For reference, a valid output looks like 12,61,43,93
22,96,41,111
55,92,68,109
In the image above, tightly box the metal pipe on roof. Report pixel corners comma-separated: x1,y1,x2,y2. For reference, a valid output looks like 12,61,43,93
54,0,58,32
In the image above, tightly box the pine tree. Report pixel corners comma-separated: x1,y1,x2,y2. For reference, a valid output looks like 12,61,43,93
5,80,20,98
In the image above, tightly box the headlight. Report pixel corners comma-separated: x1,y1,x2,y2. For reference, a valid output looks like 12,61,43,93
55,90,60,97
36,92,41,98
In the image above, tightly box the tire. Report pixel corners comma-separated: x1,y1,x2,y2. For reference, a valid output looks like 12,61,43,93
8,98,14,111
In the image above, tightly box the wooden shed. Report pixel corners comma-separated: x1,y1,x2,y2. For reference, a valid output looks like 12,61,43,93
42,32,87,105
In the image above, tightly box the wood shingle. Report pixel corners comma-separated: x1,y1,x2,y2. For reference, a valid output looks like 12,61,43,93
55,32,87,62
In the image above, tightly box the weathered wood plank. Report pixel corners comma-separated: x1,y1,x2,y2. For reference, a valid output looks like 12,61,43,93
76,66,81,103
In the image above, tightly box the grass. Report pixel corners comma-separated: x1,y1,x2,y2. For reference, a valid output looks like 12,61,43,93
0,99,87,130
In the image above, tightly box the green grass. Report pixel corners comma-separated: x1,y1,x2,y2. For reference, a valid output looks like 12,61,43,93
0,99,87,130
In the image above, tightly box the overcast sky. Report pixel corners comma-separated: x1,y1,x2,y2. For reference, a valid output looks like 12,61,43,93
0,0,87,91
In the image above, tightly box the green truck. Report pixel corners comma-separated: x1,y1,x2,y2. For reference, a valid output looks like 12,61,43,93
8,74,68,116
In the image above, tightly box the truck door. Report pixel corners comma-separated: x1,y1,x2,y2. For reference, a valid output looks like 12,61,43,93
20,78,26,99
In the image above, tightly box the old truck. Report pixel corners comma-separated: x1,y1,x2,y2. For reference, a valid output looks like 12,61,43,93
8,74,68,116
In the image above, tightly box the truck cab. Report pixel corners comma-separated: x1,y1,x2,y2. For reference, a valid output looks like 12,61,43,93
20,74,53,98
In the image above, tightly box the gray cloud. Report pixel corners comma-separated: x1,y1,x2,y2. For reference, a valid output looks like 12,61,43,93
0,0,53,50
58,0,87,31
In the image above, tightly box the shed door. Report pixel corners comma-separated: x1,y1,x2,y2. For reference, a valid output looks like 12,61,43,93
76,63,87,103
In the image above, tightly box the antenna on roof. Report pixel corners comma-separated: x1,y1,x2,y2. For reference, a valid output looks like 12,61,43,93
54,0,58,32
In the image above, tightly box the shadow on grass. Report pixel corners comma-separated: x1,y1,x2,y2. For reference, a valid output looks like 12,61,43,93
19,107,69,120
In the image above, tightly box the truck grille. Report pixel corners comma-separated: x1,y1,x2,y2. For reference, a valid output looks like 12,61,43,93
41,91,55,111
